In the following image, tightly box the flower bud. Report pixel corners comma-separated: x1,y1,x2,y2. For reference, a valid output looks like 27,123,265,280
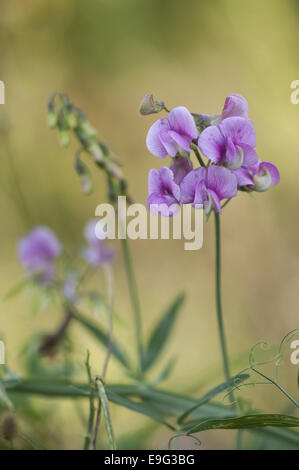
1,414,18,441
139,94,165,116
79,120,97,138
59,129,70,148
66,112,78,129
74,157,93,195
47,111,58,129
88,142,104,162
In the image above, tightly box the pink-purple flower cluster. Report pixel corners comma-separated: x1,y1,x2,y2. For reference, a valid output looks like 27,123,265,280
143,94,280,216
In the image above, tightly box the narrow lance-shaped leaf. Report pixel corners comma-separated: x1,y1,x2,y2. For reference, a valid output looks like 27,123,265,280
182,414,299,435
178,373,250,425
95,378,117,450
142,293,185,372
74,311,130,369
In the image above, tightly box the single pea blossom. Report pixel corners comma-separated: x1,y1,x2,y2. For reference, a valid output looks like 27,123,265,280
234,160,280,191
82,219,115,267
147,166,180,216
218,94,249,122
146,106,198,159
180,165,238,214
18,226,62,283
198,116,258,170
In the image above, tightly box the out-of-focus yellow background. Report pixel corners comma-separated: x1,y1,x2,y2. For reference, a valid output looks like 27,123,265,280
0,0,299,449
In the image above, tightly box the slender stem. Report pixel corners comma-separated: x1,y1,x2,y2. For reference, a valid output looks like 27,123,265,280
39,308,74,356
251,367,299,407
121,237,143,371
92,265,115,450
191,144,206,168
84,351,95,451
101,265,114,378
214,212,235,407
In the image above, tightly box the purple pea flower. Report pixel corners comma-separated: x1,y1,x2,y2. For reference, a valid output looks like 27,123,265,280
147,166,181,216
198,116,258,170
82,219,115,267
146,106,198,159
18,226,62,283
234,160,280,191
219,94,249,122
180,165,238,214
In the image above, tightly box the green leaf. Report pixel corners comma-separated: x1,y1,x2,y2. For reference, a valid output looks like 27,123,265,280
177,373,250,425
251,427,299,449
142,293,185,372
0,382,14,411
95,378,117,450
74,312,130,369
182,414,299,435
3,278,30,300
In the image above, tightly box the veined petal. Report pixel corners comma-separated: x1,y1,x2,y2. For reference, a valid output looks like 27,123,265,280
160,128,178,157
147,193,180,217
208,189,222,214
168,130,191,152
180,167,206,204
225,136,237,166
168,106,198,140
239,143,258,167
220,94,249,121
159,166,181,201
197,125,226,163
220,117,256,148
146,118,169,158
148,168,163,195
207,165,237,200
233,167,253,186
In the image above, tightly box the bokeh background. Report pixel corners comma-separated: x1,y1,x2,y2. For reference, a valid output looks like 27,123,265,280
0,0,299,449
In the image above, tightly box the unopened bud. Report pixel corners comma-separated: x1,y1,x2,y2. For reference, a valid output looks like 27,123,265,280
1,414,18,441
66,112,78,129
59,129,70,148
79,120,97,138
88,142,104,162
74,157,93,195
47,111,58,129
139,93,165,116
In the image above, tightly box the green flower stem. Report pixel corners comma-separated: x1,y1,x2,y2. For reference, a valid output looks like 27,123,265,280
214,212,234,405
191,144,206,168
121,237,143,373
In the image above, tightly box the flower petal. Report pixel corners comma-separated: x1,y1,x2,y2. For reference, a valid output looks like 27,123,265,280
207,165,238,200
180,167,206,204
220,117,256,148
160,166,181,201
168,130,191,152
239,143,258,167
147,193,180,217
197,125,226,163
168,106,198,140
159,128,178,157
259,162,280,186
146,118,169,158
148,168,163,195
220,94,249,121
233,168,253,186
